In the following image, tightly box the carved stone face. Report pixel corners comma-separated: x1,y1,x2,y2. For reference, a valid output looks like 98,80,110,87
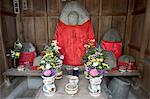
68,11,79,25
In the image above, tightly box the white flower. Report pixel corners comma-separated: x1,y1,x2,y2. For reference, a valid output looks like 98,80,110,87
60,55,64,60
52,40,58,44
41,60,45,64
92,62,99,67
46,63,51,69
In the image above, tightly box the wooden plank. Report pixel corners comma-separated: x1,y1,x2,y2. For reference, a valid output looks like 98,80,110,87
128,43,150,56
0,16,8,84
111,16,126,41
112,0,128,14
0,11,16,16
140,0,150,59
47,0,59,15
98,0,102,43
1,16,17,48
105,71,140,77
22,17,35,43
21,0,33,14
48,16,59,42
130,14,145,48
1,0,14,13
3,68,140,77
124,0,134,54
102,12,127,16
99,16,112,40
33,0,46,14
133,0,146,12
132,8,146,15
102,0,128,15
35,16,48,52
91,16,99,42
16,15,24,42
86,0,100,15
35,17,48,44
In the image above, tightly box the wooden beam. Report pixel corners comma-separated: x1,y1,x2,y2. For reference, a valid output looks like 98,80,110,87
128,43,150,55
0,11,16,16
132,8,146,15
102,12,127,16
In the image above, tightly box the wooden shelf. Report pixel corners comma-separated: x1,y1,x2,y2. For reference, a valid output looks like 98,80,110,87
105,71,140,77
3,68,141,77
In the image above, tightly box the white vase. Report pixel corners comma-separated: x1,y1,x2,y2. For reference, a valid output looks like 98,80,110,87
88,76,103,97
42,75,56,96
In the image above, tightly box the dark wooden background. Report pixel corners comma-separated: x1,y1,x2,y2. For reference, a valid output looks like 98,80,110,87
0,0,149,93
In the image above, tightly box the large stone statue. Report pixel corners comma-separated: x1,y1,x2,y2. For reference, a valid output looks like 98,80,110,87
55,1,95,66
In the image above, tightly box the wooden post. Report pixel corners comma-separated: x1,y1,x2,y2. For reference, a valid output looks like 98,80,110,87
0,14,8,85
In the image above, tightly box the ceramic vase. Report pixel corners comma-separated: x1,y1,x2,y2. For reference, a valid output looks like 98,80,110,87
88,76,103,97
42,75,56,96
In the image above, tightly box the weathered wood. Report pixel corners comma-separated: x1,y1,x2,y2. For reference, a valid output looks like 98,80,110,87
1,16,17,48
48,16,59,42
22,17,35,43
133,0,146,12
47,0,59,15
99,16,112,40
3,68,141,77
124,0,134,54
130,14,145,48
91,16,99,42
35,16,48,52
111,16,126,41
1,0,14,13
140,0,150,59
102,0,128,15
0,11,16,16
33,0,46,14
97,0,102,43
0,16,8,84
86,0,100,15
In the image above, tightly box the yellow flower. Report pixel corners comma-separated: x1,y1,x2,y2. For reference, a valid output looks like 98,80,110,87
40,66,45,70
15,52,20,57
102,63,109,69
91,58,96,62
97,58,104,62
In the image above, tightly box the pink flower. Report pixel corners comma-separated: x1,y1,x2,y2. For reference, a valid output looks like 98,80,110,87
43,70,52,76
89,69,99,77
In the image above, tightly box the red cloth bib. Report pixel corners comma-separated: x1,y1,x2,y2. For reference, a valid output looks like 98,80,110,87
102,40,122,60
55,19,95,66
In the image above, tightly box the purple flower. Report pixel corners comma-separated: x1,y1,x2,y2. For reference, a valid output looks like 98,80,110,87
97,70,101,74
42,69,56,77
87,67,93,72
50,69,56,76
101,69,106,76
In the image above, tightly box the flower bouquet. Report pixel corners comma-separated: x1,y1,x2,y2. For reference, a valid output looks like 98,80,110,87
40,40,64,79
7,40,22,68
82,40,109,97
39,40,64,96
